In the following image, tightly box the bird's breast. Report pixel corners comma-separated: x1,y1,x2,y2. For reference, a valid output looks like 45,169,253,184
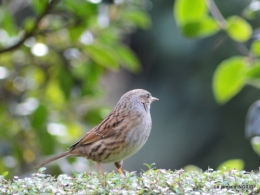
100,113,152,163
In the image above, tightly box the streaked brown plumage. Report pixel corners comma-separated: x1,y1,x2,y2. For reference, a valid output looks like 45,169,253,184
37,89,158,174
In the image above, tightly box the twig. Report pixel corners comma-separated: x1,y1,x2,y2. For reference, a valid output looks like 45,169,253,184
207,0,226,29
0,0,59,54
206,0,254,58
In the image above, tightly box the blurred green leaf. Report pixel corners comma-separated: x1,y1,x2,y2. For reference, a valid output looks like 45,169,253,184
115,45,141,73
246,63,260,79
99,29,120,45
250,40,260,56
84,107,111,126
174,0,207,25
83,62,103,85
32,68,45,86
251,138,260,157
38,167,47,172
32,0,49,14
1,171,8,177
68,27,86,41
81,63,104,96
213,57,246,104
45,80,65,104
174,0,218,38
0,8,17,36
30,105,48,129
72,63,89,80
58,67,74,100
217,159,244,171
122,10,151,29
73,62,103,95
38,127,55,155
245,63,260,88
66,122,83,141
243,1,260,19
85,43,119,70
22,17,36,33
182,17,218,38
62,0,97,17
0,161,7,176
226,16,252,42
184,165,201,172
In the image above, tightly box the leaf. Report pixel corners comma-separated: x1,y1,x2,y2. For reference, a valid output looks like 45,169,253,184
32,0,49,14
245,62,260,89
182,17,218,38
38,127,55,155
58,67,74,100
251,137,260,157
0,8,17,36
85,43,119,70
1,171,8,177
69,27,86,41
122,10,152,29
217,159,244,171
174,0,218,38
99,29,120,45
243,1,260,19
84,107,111,126
226,16,252,42
246,63,260,79
45,80,65,104
115,45,141,73
250,40,260,56
33,68,45,86
22,17,36,33
30,105,48,129
174,0,207,25
66,122,83,140
38,167,47,172
62,0,97,17
184,165,201,172
213,57,246,104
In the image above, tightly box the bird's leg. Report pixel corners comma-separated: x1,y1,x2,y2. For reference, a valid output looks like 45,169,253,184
114,161,124,175
96,162,106,188
96,162,103,174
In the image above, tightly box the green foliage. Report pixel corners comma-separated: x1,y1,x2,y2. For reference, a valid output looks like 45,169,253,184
0,0,151,177
85,43,120,70
175,0,207,24
174,0,260,104
0,168,259,194
250,137,260,157
217,159,245,171
250,41,260,56
213,57,246,104
122,10,152,30
30,105,48,129
0,8,17,36
174,0,218,37
226,16,252,42
115,44,141,73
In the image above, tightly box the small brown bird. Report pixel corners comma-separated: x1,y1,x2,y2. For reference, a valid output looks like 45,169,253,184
37,89,158,174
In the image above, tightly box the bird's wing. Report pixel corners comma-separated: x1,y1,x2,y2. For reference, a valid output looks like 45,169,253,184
69,110,125,149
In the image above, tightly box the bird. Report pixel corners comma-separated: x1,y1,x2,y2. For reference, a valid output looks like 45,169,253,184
37,89,158,175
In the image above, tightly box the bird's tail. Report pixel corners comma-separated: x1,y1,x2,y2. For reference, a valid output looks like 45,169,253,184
36,151,71,168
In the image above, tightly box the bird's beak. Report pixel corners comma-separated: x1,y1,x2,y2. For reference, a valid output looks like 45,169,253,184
151,97,159,102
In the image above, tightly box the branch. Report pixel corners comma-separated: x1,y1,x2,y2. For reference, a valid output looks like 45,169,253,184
0,0,59,54
206,0,254,58
207,0,226,29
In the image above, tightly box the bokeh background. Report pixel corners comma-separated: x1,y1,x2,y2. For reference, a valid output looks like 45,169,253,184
0,0,260,178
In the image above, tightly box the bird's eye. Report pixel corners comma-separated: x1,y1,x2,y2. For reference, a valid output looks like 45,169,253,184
146,94,150,98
